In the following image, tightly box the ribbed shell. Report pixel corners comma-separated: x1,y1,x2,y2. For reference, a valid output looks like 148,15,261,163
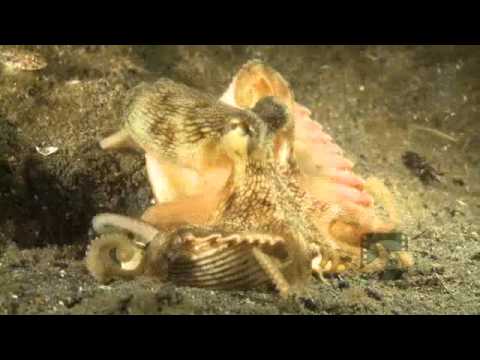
168,243,269,289
166,233,285,290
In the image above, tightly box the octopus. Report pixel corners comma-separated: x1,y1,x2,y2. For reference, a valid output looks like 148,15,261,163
86,61,414,297
0,48,47,73
88,93,340,297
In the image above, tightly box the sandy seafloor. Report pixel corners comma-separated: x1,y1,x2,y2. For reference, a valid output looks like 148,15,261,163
0,45,479,315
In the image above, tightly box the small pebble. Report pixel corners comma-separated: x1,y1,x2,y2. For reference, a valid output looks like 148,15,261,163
66,79,81,86
300,297,319,312
337,279,350,289
65,296,81,309
431,264,445,275
471,253,480,261
365,287,383,301
36,146,59,157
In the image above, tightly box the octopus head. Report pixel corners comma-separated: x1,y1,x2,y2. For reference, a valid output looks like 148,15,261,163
251,96,295,168
220,111,264,163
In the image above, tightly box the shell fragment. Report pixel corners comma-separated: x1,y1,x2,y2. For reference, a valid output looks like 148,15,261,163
35,146,59,157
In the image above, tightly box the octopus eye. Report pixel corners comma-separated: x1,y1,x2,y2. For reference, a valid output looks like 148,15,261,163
229,118,252,136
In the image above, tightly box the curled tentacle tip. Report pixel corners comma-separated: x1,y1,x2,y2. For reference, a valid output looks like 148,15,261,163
86,233,146,284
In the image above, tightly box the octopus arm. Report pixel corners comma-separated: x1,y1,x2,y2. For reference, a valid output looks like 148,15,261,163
85,233,146,283
252,248,290,299
141,190,225,231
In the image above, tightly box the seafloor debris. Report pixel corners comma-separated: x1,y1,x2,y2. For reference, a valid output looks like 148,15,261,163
35,146,59,157
0,48,47,72
402,151,442,185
